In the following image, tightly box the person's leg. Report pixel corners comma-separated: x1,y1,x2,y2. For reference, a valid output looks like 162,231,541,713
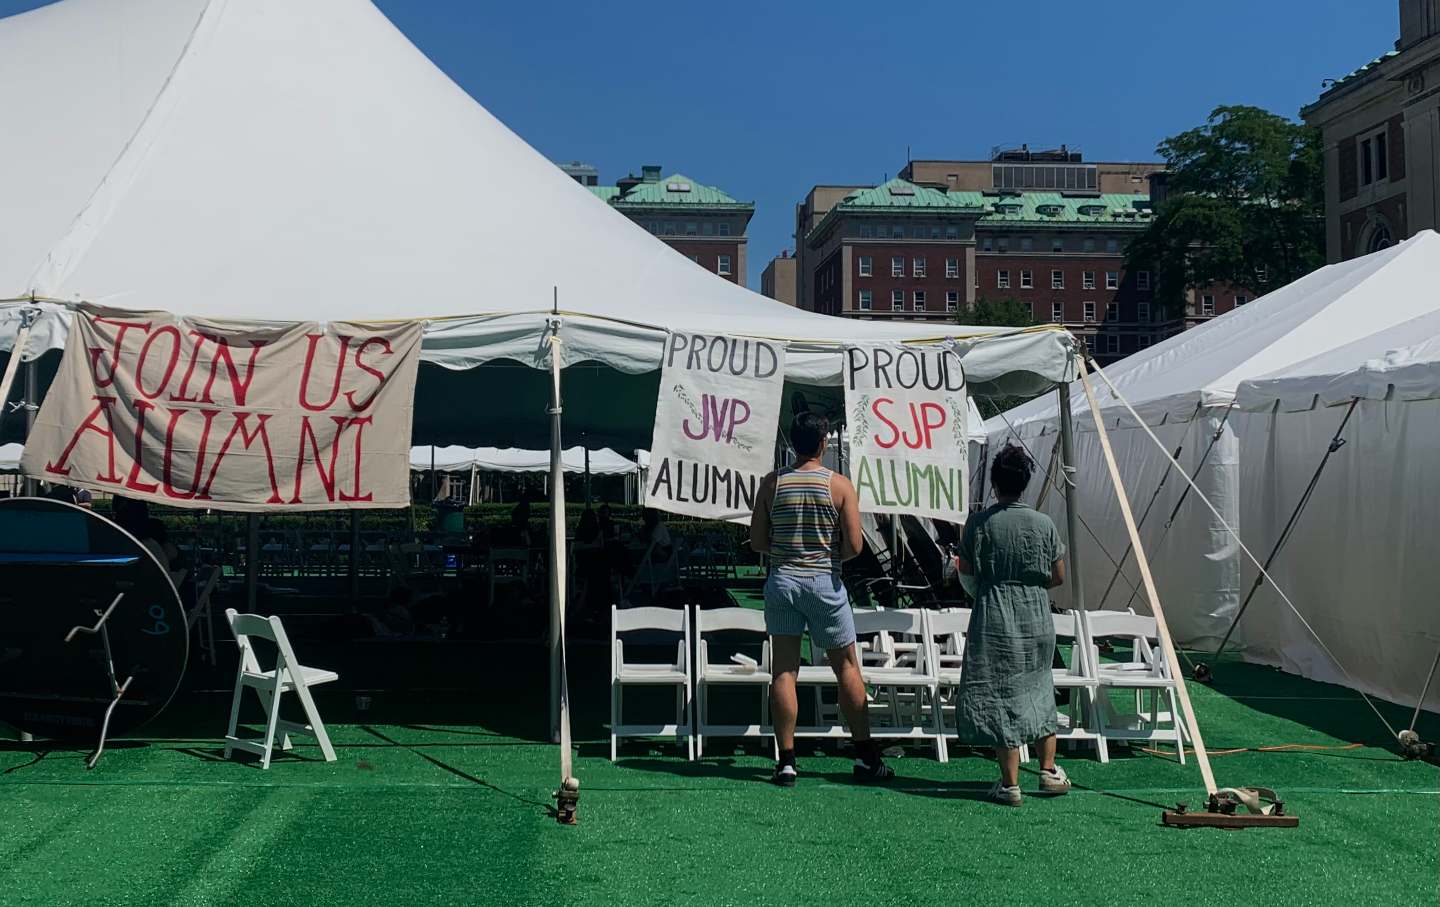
825,644,872,741
995,746,1021,787
770,635,803,754
1036,733,1057,771
1035,733,1070,793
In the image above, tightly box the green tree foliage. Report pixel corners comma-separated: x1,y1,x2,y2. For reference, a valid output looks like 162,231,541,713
1126,105,1325,313
962,297,1035,327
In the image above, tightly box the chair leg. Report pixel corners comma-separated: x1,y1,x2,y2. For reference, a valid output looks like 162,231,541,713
224,669,247,760
259,681,284,770
696,682,706,759
292,680,337,762
610,681,619,762
931,688,948,763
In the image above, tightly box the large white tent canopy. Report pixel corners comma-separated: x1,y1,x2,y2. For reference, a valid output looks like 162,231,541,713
990,233,1440,710
410,446,638,476
0,0,1074,437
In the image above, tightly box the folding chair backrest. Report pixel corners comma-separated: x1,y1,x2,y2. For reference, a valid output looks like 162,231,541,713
614,606,687,633
1051,610,1080,641
1084,611,1164,675
225,608,301,677
1050,609,1091,677
928,609,972,639
695,606,767,635
853,608,925,638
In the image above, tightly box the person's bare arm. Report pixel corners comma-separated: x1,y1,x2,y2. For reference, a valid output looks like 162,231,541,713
1049,556,1066,589
749,473,777,554
831,473,864,561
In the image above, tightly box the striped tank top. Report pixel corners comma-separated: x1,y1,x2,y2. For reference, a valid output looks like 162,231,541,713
769,466,842,576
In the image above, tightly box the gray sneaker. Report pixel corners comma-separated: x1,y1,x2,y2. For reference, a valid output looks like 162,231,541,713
1038,765,1072,795
988,781,1023,807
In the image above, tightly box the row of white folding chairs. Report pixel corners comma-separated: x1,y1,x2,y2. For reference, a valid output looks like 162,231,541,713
610,605,948,761
609,605,1189,764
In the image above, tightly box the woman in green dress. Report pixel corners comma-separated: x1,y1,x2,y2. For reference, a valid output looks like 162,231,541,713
954,444,1072,807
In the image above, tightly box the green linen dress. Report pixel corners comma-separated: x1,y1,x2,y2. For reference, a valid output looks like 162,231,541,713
954,502,1065,748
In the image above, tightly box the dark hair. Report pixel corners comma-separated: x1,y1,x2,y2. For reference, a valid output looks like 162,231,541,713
790,412,829,460
990,444,1035,498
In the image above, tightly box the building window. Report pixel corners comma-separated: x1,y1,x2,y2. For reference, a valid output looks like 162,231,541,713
930,226,942,240
1234,294,1248,307
1051,301,1063,323
913,290,926,310
946,257,959,278
1375,130,1388,181
1138,335,1152,349
717,222,731,236
688,255,700,263
945,225,959,239
1020,269,1033,289
1201,294,1215,316
1051,269,1064,289
1083,270,1096,290
891,289,904,311
1024,301,1034,321
891,256,904,277
686,222,698,236
892,226,905,239
1083,301,1096,322
1106,238,1119,253
913,257,927,277
982,237,994,252
664,223,677,235
1105,270,1119,290
1361,138,1373,185
997,238,1010,253
859,224,874,239
859,256,873,277
946,290,959,311
1052,238,1064,253
718,255,732,276
1020,237,1034,252
1137,270,1151,290
1104,334,1119,354
858,289,873,311
997,270,1010,289
1083,237,1096,253
649,222,660,234
702,222,715,236
1138,301,1150,322
1106,301,1119,321
1083,334,1095,353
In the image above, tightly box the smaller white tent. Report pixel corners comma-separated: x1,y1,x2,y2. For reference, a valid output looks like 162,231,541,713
410,446,638,476
1230,309,1440,711
0,442,22,472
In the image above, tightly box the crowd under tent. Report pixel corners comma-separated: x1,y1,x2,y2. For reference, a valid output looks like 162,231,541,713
989,232,1440,712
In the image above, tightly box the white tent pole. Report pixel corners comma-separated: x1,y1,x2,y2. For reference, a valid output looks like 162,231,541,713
1056,383,1088,613
546,318,574,787
1077,358,1218,795
0,306,35,436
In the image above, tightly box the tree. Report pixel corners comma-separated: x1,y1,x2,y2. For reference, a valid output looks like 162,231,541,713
962,297,1035,327
1126,105,1324,314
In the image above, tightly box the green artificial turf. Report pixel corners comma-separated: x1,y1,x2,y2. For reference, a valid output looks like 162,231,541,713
1,637,1436,905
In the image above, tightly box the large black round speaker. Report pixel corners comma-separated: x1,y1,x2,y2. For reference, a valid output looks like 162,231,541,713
0,497,188,740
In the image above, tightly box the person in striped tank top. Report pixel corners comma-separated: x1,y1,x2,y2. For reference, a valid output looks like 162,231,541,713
750,412,894,787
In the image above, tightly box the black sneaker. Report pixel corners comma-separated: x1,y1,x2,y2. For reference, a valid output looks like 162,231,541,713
852,759,895,783
771,764,797,788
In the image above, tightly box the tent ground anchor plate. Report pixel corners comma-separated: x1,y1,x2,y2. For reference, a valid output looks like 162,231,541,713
1162,809,1299,829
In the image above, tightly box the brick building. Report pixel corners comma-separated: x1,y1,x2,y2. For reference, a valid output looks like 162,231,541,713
776,148,1252,364
1302,0,1440,262
589,165,754,284
760,252,797,305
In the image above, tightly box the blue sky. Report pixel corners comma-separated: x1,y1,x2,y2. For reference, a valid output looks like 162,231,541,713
2,0,1398,289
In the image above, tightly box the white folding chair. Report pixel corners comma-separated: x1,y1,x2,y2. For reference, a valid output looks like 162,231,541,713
185,566,223,667
223,609,338,769
610,606,693,761
1083,611,1187,763
1050,609,1109,762
693,606,773,757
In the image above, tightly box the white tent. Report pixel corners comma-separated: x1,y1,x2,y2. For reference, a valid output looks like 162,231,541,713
0,442,21,472
1228,309,1440,712
410,446,638,476
990,233,1440,709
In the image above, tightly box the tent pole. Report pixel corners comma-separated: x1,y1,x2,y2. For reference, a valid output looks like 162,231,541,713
1056,382,1088,613
22,356,38,496
429,446,436,503
1077,358,1217,796
245,513,259,612
0,312,34,449
546,316,576,810
584,444,591,506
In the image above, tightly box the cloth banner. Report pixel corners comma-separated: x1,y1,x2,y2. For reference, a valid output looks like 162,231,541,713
646,332,786,520
844,343,969,523
22,306,423,511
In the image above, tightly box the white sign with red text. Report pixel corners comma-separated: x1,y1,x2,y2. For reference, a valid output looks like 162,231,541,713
22,306,423,511
843,343,968,523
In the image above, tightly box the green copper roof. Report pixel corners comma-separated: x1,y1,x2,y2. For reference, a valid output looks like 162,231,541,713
980,192,1152,225
605,173,753,210
588,186,621,202
835,178,986,211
